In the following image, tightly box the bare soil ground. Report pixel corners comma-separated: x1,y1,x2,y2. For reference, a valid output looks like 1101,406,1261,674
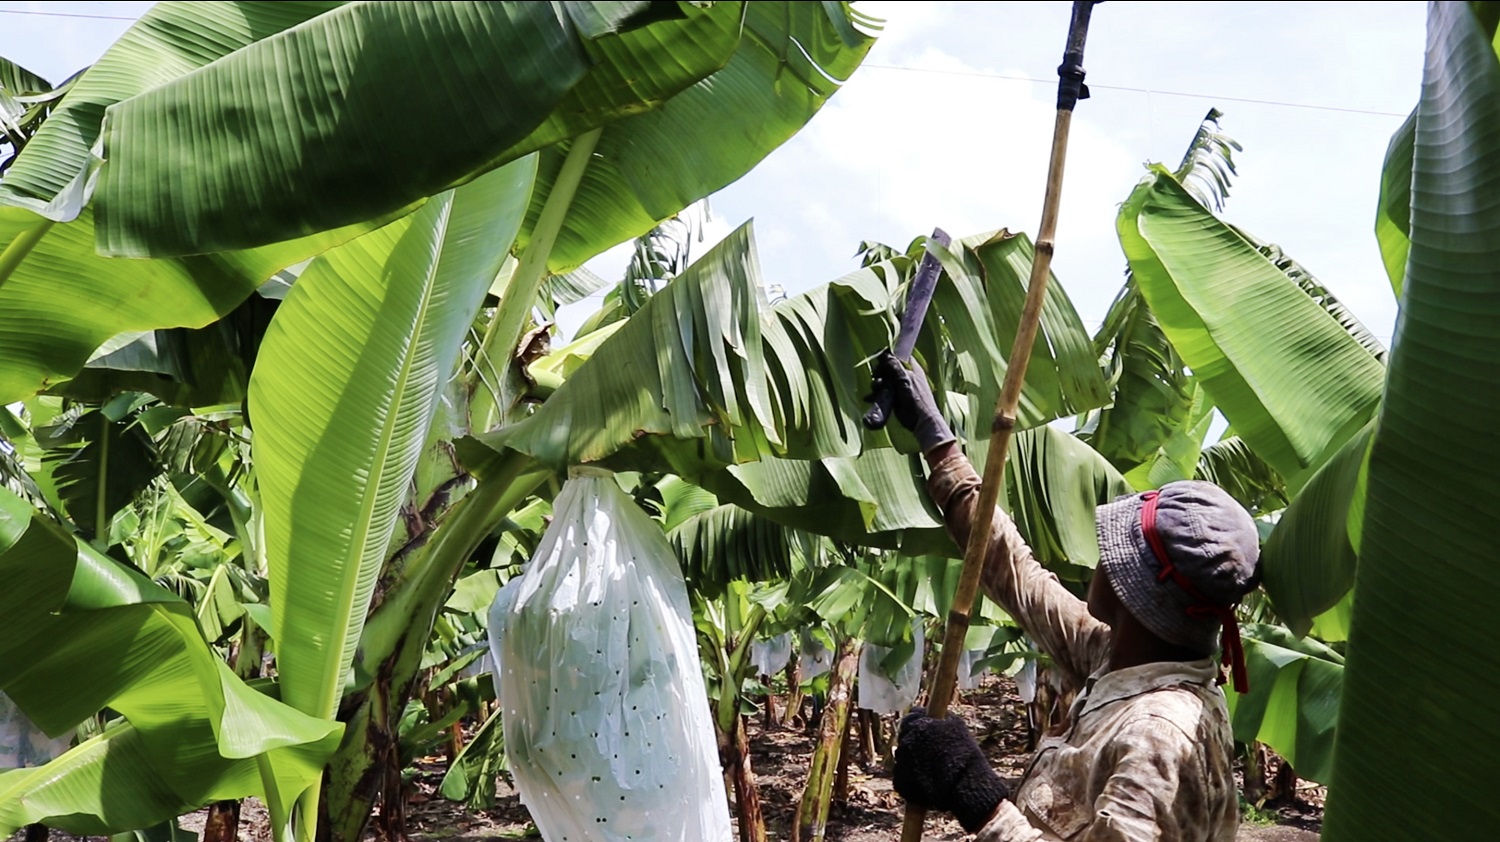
13,674,1324,842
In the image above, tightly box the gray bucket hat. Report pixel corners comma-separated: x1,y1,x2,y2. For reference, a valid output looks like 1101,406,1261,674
1095,480,1261,664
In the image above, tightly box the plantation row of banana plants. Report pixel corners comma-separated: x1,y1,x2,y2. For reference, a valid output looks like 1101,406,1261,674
1,2,1497,841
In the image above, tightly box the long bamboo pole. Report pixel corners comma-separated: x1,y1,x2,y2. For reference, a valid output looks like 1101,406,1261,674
899,4,1099,840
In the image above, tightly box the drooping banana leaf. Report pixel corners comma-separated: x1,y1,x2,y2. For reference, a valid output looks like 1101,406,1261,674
518,1,879,273
1118,169,1386,491
1193,435,1286,516
250,159,533,722
92,1,741,257
0,54,52,168
1086,109,1236,478
1259,422,1373,637
0,204,387,406
670,503,805,597
1003,424,1132,572
468,220,1107,556
1225,624,1343,785
0,2,344,218
0,486,341,836
1324,4,1500,836
932,231,1110,456
1086,275,1198,475
436,705,507,809
33,407,159,540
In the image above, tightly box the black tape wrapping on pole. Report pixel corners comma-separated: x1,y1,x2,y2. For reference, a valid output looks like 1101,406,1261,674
1056,1,1099,112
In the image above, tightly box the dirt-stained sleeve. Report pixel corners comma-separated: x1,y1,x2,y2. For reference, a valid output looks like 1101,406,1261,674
926,449,1109,690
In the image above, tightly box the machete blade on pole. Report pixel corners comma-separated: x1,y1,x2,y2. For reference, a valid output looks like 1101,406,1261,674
864,227,953,431
898,3,1102,840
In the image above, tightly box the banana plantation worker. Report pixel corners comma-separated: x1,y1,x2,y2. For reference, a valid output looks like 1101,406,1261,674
868,352,1261,842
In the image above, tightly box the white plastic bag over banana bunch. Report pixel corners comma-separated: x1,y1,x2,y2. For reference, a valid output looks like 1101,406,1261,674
491,468,732,841
748,632,792,678
856,620,924,715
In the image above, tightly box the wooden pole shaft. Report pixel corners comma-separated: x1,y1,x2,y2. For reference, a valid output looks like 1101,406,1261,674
899,3,1096,838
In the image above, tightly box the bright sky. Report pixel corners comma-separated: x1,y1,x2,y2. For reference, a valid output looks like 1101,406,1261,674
0,1,1427,347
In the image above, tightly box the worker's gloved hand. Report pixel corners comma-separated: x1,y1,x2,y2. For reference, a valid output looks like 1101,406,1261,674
894,708,1008,833
866,350,956,452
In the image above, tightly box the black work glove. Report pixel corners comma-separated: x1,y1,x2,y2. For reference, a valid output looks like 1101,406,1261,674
865,350,956,452
893,708,1008,833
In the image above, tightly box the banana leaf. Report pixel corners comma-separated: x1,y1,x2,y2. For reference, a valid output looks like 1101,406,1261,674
467,221,1107,556
518,1,880,273
91,1,741,257
250,159,533,721
0,486,341,836
1225,624,1343,785
1118,169,1386,491
1323,4,1500,836
1259,422,1373,637
0,204,386,406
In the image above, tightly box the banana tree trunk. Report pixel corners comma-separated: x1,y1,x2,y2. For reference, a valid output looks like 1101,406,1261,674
833,712,854,808
717,713,766,842
202,801,241,842
782,658,804,728
790,637,859,842
321,458,542,842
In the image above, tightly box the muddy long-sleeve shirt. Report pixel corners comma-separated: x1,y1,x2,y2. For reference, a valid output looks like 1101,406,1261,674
926,450,1239,842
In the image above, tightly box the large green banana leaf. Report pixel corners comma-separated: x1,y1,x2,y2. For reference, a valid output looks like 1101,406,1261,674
1,720,192,835
0,205,384,406
1224,624,1343,785
1259,422,1373,636
1118,170,1386,491
0,486,341,835
1324,4,1500,836
0,1,343,218
92,1,743,257
250,159,533,721
517,1,880,273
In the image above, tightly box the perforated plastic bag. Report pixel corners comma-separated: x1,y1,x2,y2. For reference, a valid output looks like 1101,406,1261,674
856,621,924,714
491,469,732,841
749,632,792,677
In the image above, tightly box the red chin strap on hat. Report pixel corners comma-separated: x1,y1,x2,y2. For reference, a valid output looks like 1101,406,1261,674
1139,491,1249,694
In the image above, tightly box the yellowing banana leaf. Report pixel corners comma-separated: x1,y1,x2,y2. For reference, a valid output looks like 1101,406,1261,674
1118,169,1386,491
249,158,533,721
0,486,341,837
1324,4,1500,836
